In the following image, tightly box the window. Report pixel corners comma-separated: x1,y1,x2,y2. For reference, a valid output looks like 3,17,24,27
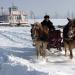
24,15,27,19
17,15,21,20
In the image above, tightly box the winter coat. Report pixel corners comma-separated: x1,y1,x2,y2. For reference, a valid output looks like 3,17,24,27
41,20,55,31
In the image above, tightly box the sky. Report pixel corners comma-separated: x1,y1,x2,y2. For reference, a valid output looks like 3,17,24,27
0,0,75,18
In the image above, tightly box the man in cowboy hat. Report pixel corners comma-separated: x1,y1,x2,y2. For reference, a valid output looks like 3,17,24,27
41,15,55,31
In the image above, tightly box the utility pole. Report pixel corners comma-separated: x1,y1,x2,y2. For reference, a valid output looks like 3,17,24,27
30,11,35,23
11,0,14,6
1,7,3,15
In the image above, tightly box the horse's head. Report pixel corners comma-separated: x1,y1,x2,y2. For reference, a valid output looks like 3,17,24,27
32,22,49,40
31,22,42,39
67,18,75,39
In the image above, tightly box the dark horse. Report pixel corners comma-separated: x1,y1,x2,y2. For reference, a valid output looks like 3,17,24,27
63,18,75,59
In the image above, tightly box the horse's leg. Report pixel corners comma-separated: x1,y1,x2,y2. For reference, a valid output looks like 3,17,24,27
36,45,39,59
47,43,50,50
65,48,67,56
68,42,73,59
38,41,44,58
44,42,47,57
35,41,40,59
64,42,67,56
40,41,47,58
36,48,39,59
57,43,62,51
41,42,45,58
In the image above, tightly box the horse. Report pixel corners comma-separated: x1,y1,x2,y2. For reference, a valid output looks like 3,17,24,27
63,18,75,59
31,22,62,58
31,22,49,58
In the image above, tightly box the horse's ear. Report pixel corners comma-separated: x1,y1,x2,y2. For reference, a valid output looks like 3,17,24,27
67,18,71,22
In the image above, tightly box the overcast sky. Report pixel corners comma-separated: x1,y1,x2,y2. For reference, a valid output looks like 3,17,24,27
0,0,75,18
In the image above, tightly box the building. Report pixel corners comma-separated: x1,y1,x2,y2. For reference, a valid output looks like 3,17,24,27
0,6,28,26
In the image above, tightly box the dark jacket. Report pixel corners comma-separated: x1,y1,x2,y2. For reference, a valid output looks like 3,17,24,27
41,20,55,31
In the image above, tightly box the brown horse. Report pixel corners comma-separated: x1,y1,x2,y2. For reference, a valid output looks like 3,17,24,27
31,22,62,58
31,22,49,58
63,18,75,59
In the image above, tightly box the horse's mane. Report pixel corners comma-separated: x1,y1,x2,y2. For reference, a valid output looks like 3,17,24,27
63,18,75,40
34,22,49,34
32,22,49,40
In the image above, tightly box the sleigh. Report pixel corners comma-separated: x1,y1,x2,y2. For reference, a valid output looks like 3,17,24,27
48,30,62,50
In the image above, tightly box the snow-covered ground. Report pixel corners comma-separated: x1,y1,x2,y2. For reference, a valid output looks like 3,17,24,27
0,19,75,75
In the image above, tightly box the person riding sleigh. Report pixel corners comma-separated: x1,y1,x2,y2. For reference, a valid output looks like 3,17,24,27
41,15,55,31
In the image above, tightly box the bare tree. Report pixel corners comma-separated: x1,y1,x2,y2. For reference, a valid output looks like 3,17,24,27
30,11,35,19
54,12,59,19
67,10,70,18
71,12,75,19
1,7,4,15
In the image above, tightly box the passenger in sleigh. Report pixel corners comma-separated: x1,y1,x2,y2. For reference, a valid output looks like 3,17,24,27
41,15,55,32
41,15,55,41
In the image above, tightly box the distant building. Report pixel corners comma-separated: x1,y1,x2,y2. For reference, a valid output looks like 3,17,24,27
0,6,28,26
0,15,9,23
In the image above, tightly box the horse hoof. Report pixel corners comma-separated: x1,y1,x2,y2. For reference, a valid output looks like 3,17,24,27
70,56,73,59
